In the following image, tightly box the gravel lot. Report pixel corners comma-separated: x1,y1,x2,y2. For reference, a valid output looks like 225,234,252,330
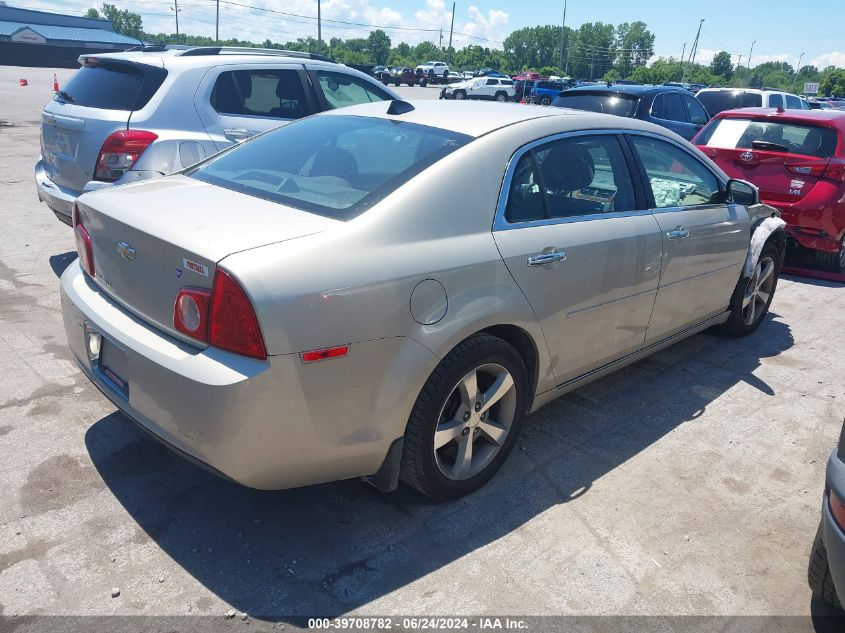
1,65,845,628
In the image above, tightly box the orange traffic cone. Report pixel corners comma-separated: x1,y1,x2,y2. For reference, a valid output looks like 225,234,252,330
53,73,59,92
19,78,28,86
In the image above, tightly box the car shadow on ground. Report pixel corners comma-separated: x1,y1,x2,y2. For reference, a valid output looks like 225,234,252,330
49,251,76,278
85,316,794,619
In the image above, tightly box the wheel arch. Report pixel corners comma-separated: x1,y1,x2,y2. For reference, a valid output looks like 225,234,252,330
478,324,540,408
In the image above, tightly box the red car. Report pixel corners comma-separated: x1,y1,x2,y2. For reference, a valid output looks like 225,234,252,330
694,108,845,271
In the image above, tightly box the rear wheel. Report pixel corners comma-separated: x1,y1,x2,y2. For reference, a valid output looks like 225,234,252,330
809,522,842,609
401,334,529,500
454,90,466,100
722,241,781,336
541,96,551,105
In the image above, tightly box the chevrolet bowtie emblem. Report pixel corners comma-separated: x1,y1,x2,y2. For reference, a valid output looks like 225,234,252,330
117,242,136,261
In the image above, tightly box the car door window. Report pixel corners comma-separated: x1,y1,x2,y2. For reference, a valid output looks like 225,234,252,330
683,95,709,125
505,135,636,222
662,93,687,122
211,69,308,119
314,70,392,109
769,93,784,108
486,79,498,86
630,136,721,208
785,95,801,109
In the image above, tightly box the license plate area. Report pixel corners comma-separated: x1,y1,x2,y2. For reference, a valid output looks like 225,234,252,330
85,323,129,400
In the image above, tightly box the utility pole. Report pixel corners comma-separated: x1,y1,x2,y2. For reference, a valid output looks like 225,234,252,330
747,40,755,70
447,2,455,62
796,51,805,93
170,0,181,43
590,47,595,81
317,0,322,45
681,19,703,84
215,0,219,43
439,28,443,50
558,0,567,76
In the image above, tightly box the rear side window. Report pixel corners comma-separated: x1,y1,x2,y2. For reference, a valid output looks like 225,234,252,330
211,69,308,119
785,95,802,109
769,94,783,108
684,95,709,125
54,61,166,111
655,93,686,122
630,136,721,208
190,115,470,220
697,91,763,115
315,71,392,110
696,118,839,159
505,135,636,222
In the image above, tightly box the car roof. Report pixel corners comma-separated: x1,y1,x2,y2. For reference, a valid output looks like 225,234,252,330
78,47,341,71
561,84,687,96
713,107,845,127
320,99,670,138
697,87,791,95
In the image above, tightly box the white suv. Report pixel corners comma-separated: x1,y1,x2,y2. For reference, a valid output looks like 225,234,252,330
696,88,810,116
415,61,449,79
36,45,398,225
443,77,516,102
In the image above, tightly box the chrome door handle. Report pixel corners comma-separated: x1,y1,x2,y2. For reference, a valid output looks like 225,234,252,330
224,128,252,141
527,250,567,267
666,227,690,240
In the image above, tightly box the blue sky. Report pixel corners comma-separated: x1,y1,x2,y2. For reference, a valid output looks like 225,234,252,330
25,0,845,68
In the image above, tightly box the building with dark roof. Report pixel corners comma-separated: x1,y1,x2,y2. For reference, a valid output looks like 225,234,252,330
0,5,143,68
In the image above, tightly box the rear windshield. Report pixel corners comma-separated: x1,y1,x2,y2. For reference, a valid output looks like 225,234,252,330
553,93,639,117
696,91,762,115
697,118,838,159
189,115,472,220
54,61,167,111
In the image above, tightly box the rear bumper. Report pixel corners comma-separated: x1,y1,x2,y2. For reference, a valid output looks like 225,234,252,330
783,224,841,252
61,262,437,490
34,158,79,225
823,449,845,606
774,197,844,253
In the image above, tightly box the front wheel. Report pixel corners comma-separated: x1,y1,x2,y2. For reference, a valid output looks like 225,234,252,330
541,96,551,105
809,522,842,609
454,90,466,100
401,334,529,500
722,241,781,336
495,92,507,102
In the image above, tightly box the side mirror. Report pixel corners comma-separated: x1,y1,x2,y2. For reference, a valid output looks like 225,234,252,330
727,179,760,206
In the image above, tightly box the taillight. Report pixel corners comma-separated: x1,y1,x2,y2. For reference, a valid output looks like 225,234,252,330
209,269,266,360
72,203,94,277
172,269,267,360
300,345,350,364
173,288,211,340
786,159,845,183
94,130,158,182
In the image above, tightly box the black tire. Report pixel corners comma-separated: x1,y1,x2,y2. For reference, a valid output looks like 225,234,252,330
812,237,845,273
722,240,781,336
809,522,842,609
454,90,466,100
420,79,428,87
495,91,507,102
401,333,529,501
541,96,551,105
394,80,401,87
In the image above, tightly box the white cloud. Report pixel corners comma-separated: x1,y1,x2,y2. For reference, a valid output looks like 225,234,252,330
811,51,845,69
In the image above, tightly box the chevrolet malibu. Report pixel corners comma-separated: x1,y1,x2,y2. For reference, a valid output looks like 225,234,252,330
62,100,785,500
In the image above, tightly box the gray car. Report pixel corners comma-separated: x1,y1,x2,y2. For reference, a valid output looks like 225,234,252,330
36,45,398,225
61,101,786,500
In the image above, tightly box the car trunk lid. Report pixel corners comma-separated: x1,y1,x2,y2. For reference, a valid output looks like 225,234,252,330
75,175,341,342
40,56,167,194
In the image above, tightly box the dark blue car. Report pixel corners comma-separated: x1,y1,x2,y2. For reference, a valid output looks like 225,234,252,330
552,84,711,141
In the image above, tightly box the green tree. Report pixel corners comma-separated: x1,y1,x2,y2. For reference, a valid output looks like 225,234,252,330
367,30,391,65
84,8,100,18
614,21,654,78
820,69,845,97
413,41,440,63
710,51,733,80
568,22,615,80
99,3,142,38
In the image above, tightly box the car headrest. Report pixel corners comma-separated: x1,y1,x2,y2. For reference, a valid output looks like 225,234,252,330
309,147,359,181
542,143,595,192
233,72,252,99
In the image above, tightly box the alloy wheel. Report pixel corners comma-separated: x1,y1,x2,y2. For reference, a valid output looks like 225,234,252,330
433,363,517,481
742,255,775,325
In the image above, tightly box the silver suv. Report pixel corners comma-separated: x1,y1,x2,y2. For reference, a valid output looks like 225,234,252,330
35,45,399,225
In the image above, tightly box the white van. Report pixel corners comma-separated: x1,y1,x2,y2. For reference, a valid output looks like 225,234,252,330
696,88,810,115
